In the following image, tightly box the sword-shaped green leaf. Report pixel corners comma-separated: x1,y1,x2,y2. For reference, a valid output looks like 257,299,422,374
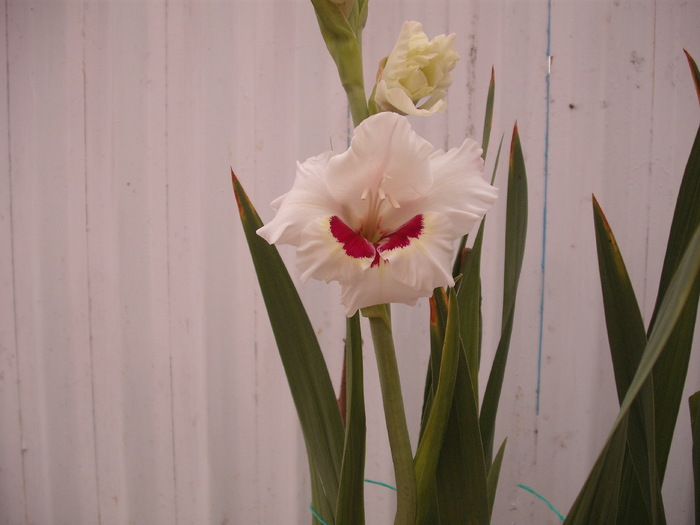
685,50,700,106
690,391,700,524
415,289,461,523
648,118,700,481
336,314,366,525
487,438,507,519
592,196,663,524
420,287,449,441
433,334,490,525
232,171,344,522
566,224,700,524
482,67,495,159
481,123,528,467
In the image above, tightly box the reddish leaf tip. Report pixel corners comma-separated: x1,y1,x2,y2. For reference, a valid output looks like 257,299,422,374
230,168,246,218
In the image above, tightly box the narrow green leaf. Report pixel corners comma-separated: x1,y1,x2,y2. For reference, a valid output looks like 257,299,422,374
452,236,469,279
458,237,483,396
690,391,700,524
648,122,700,481
592,196,663,524
482,67,495,159
622,226,700,450
592,196,648,399
481,123,528,467
415,289,461,523
311,455,335,525
232,171,344,519
564,418,628,525
567,224,700,524
451,77,501,280
501,124,528,328
615,449,655,525
684,50,700,106
336,314,366,525
433,342,490,525
487,438,507,519
420,288,449,441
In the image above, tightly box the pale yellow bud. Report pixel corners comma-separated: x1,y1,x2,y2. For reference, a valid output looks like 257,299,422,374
374,21,460,116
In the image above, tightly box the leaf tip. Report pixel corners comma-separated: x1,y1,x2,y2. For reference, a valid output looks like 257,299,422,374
683,48,700,106
510,122,521,159
231,168,246,218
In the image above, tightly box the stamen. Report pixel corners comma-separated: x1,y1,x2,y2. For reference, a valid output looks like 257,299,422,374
361,187,370,200
387,194,400,209
378,187,386,200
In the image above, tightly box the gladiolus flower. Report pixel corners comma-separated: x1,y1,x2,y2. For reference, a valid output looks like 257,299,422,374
257,112,497,315
374,21,460,116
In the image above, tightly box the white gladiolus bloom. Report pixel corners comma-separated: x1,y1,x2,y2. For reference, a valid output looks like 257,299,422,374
374,21,460,116
257,112,497,315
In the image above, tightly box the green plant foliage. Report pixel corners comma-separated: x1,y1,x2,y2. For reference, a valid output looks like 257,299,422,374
421,287,449,441
309,0,368,126
690,391,700,524
482,67,496,159
232,171,344,523
648,119,700,482
336,314,366,525
592,197,663,524
565,223,700,523
433,333,490,525
487,439,507,519
566,52,700,524
685,50,700,106
415,289,461,523
480,123,528,467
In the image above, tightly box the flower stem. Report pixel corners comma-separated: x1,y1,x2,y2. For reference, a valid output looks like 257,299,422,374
345,82,369,127
363,304,417,525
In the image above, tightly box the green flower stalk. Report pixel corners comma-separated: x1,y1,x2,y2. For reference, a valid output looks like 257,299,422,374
309,0,369,126
363,304,417,525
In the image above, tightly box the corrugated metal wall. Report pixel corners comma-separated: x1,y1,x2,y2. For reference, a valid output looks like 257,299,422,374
1,1,699,523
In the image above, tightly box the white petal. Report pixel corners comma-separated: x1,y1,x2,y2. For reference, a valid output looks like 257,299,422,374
380,212,455,292
375,81,446,116
339,263,433,316
326,113,434,212
296,216,373,284
425,138,498,236
381,21,427,80
257,151,337,246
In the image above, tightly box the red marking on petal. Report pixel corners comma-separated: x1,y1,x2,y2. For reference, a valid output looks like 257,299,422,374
330,216,375,259
378,214,424,253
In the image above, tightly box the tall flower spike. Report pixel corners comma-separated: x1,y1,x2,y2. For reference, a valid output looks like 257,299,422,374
257,112,497,316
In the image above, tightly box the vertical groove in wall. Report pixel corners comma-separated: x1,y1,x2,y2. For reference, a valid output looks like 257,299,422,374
164,1,179,522
642,0,659,313
81,1,102,522
3,0,29,521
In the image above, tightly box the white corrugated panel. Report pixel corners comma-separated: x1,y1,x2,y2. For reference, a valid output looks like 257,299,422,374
1,1,699,524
